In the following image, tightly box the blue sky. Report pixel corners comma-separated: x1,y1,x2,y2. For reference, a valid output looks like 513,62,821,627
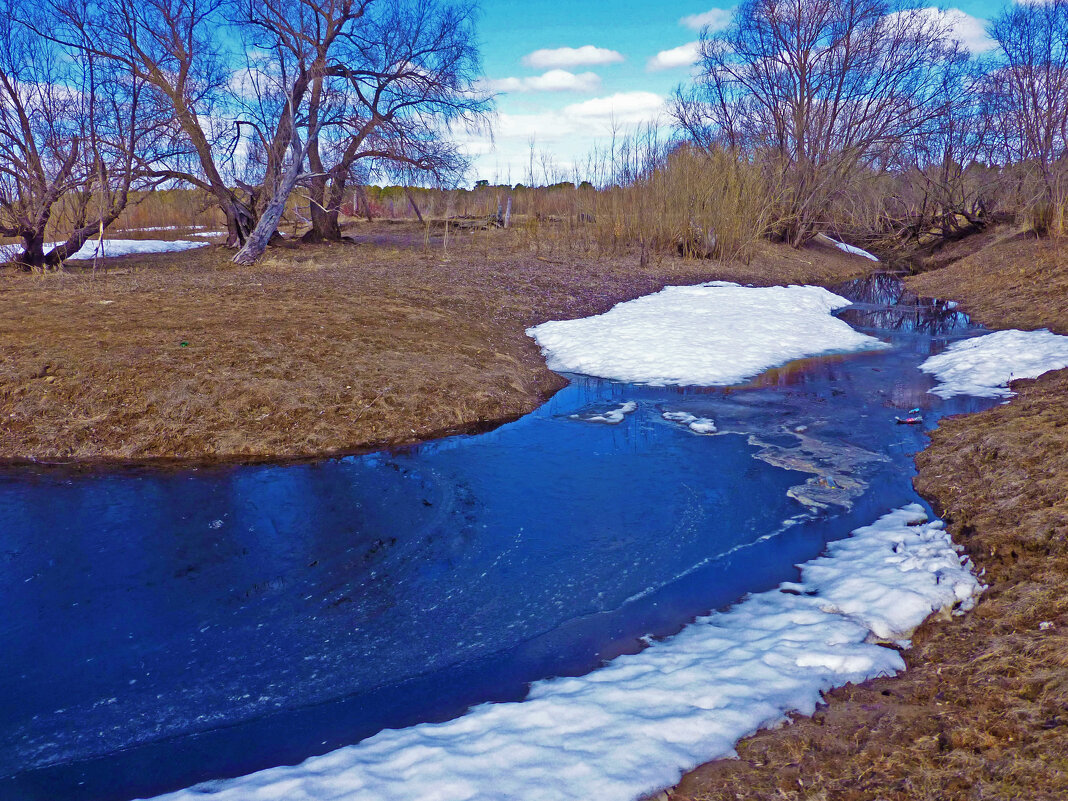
461,0,1013,185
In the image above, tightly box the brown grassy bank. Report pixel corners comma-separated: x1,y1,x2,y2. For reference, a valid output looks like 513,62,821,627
0,223,869,463
672,234,1068,800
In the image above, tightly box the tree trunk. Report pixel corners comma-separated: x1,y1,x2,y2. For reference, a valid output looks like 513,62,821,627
16,233,46,271
223,200,257,248
233,156,304,265
302,201,342,242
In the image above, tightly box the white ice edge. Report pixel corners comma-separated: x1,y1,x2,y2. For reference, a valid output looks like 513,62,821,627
920,329,1068,398
526,283,889,386
825,237,879,262
0,239,207,261
148,504,982,801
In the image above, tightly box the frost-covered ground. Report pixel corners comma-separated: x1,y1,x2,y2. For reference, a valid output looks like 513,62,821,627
149,506,979,801
0,239,207,262
527,283,888,385
921,329,1068,398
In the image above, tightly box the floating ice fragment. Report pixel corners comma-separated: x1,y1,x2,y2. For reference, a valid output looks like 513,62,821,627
662,411,717,434
570,401,637,424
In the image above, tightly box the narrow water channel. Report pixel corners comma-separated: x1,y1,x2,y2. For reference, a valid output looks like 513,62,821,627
0,275,995,801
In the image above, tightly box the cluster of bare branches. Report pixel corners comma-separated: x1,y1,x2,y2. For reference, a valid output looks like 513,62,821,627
674,0,1068,247
1,0,488,268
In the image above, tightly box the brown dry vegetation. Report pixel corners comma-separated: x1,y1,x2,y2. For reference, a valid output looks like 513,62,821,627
672,233,1068,801
0,222,869,463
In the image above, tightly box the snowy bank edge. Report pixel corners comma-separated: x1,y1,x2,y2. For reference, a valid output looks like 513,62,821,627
526,283,888,387
920,329,1068,399
148,504,981,801
0,239,207,262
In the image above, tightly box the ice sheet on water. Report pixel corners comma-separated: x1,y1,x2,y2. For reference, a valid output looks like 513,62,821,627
920,329,1068,398
148,505,981,801
526,283,888,386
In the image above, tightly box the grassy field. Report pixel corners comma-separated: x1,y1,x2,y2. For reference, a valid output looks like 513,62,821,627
0,221,869,463
673,231,1068,801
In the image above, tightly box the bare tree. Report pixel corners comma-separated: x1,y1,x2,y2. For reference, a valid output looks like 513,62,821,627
0,3,164,269
988,0,1068,236
675,0,964,246
300,0,488,242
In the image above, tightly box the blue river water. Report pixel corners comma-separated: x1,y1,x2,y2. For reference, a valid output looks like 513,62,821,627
0,276,995,801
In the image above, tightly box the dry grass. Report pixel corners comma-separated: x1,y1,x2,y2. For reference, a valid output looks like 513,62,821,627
0,222,869,463
672,233,1068,801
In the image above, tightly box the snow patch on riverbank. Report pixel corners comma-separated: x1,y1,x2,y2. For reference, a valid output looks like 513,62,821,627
0,239,207,262
526,283,888,386
921,329,1068,398
149,505,980,801
825,237,879,261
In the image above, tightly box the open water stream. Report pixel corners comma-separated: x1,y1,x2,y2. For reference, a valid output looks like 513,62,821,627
0,275,995,801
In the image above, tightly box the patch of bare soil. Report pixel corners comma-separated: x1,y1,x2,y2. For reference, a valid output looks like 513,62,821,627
672,234,1068,801
0,225,868,462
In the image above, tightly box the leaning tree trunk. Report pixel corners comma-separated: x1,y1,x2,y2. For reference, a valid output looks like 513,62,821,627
233,154,305,266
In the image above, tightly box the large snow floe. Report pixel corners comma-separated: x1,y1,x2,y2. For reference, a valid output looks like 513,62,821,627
0,239,206,262
526,283,887,386
150,505,980,801
921,329,1068,398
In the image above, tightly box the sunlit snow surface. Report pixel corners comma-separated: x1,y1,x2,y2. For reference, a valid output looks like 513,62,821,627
921,329,1068,398
0,239,206,261
826,237,879,261
526,283,888,385
149,505,979,801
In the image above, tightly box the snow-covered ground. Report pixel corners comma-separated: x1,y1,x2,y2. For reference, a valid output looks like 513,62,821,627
921,329,1068,398
149,505,980,801
527,283,888,386
0,239,207,262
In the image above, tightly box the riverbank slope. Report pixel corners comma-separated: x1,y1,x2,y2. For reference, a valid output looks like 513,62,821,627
0,226,868,463
673,232,1068,801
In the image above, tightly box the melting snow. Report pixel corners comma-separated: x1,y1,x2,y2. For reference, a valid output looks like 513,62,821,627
825,237,879,262
921,329,1068,398
148,505,980,801
526,283,887,386
0,239,207,262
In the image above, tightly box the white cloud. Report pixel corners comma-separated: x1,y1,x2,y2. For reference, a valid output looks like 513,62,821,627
647,41,702,71
522,45,625,69
563,91,667,124
480,70,602,94
680,7,734,32
907,7,996,54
